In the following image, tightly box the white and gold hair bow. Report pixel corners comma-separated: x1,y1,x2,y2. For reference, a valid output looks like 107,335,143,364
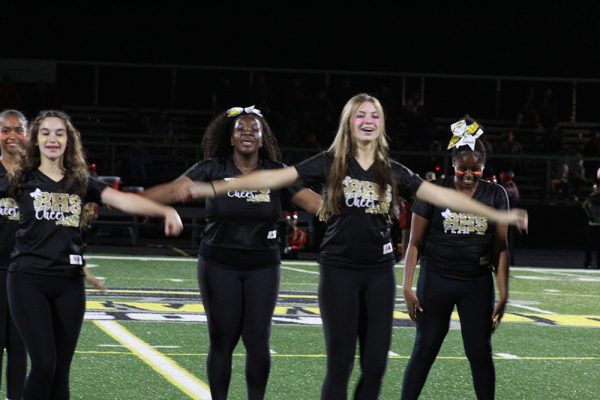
447,116,483,151
226,105,263,118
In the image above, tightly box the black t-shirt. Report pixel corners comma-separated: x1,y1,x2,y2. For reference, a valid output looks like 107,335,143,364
185,157,297,269
412,177,509,279
0,163,19,270
9,171,107,276
295,151,422,269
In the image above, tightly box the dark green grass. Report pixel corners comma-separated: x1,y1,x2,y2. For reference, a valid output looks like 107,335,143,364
67,322,600,399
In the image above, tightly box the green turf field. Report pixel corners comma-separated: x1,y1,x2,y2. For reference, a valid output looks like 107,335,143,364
4,255,599,399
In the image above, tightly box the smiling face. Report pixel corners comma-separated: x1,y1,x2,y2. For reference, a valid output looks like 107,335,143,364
0,114,28,155
37,117,68,161
231,115,263,155
351,101,381,144
453,151,485,190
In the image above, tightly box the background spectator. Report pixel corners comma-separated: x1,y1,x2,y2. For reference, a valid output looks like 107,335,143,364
583,183,600,269
582,130,600,180
496,129,524,174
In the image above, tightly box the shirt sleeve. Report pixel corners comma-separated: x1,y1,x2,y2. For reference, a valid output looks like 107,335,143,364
391,160,423,200
85,177,109,204
184,159,216,182
411,198,434,220
271,161,303,207
294,151,330,187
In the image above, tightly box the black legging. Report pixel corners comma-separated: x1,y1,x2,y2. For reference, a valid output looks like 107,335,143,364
198,256,280,400
401,267,495,400
0,270,27,400
7,272,85,400
319,264,396,400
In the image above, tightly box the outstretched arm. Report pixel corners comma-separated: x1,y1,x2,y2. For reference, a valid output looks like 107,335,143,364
415,181,528,230
101,187,183,236
143,176,193,204
180,166,302,201
402,213,429,322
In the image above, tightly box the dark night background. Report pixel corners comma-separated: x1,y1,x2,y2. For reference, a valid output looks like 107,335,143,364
2,2,599,255
3,2,600,77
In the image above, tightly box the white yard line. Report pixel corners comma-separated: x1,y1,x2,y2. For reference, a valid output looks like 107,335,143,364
512,267,600,274
496,353,520,359
86,255,197,262
284,261,319,266
513,275,600,282
86,255,600,273
94,321,211,400
281,266,320,275
508,302,556,314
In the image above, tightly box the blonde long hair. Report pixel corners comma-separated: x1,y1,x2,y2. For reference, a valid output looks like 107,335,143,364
318,93,398,220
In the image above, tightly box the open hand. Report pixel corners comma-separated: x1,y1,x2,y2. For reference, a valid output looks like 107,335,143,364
84,269,107,293
505,208,528,233
492,299,507,332
404,289,424,322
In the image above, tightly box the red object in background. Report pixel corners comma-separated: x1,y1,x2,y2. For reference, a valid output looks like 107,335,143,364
285,211,307,251
288,229,307,251
399,200,413,230
97,176,122,190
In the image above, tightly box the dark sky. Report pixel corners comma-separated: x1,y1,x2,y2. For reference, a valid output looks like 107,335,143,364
5,2,600,77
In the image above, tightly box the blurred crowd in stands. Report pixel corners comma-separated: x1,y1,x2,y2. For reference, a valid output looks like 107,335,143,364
2,71,600,207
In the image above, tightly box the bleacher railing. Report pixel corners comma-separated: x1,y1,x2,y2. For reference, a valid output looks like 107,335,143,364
41,59,600,122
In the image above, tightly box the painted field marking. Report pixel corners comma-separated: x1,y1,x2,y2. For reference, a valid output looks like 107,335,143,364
281,266,319,275
94,320,211,400
280,261,319,267
76,348,600,362
160,352,600,362
512,267,600,274
511,290,600,299
85,303,600,327
85,255,600,275
514,275,600,282
86,255,197,262
496,353,520,359
508,302,556,314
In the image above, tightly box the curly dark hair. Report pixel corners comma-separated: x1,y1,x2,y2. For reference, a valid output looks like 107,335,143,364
9,110,90,197
201,110,281,161
451,138,487,162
